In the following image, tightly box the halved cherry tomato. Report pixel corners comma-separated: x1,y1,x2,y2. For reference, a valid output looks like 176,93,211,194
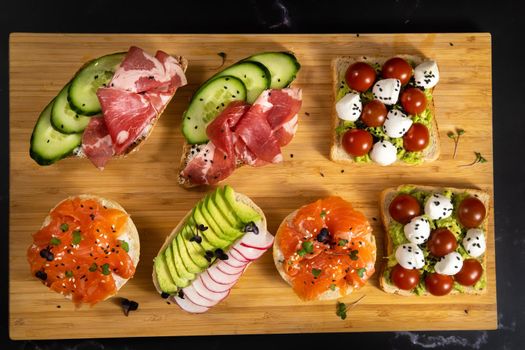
454,259,483,286
388,194,421,224
382,57,413,85
361,100,387,127
401,87,427,115
427,228,457,257
403,123,429,152
391,264,420,290
458,197,486,228
342,129,373,157
425,273,454,296
345,62,376,92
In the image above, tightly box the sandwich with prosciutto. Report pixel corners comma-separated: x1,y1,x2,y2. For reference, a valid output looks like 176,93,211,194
152,186,273,313
178,52,302,187
273,197,376,300
30,46,187,169
27,195,140,305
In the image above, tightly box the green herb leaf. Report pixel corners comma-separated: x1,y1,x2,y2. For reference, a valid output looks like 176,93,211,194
457,128,465,136
65,270,73,278
302,241,314,254
447,131,455,139
297,249,306,257
60,223,69,232
50,237,61,246
338,239,348,246
357,268,366,278
329,283,336,291
336,301,347,320
89,263,98,272
119,240,129,253
349,250,359,261
320,210,327,219
101,263,111,275
475,152,487,163
312,268,322,278
72,230,82,245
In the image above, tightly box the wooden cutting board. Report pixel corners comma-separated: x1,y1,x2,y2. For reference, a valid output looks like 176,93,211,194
9,33,495,340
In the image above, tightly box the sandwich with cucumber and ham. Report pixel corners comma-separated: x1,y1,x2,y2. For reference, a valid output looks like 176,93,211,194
178,52,302,187
152,186,273,313
29,46,187,169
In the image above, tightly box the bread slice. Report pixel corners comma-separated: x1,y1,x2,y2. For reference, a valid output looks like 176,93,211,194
379,185,490,296
152,190,268,295
40,194,140,302
74,56,188,161
272,208,377,301
330,55,440,165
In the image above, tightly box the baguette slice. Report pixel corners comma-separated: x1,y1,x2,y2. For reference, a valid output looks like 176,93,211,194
40,194,140,301
273,209,376,301
379,185,490,296
330,55,440,165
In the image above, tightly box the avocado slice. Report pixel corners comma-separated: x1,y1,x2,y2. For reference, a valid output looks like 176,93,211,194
202,196,243,241
153,254,179,293
164,245,189,288
192,205,231,249
211,190,243,228
172,237,196,281
175,233,203,274
180,226,210,269
185,218,216,252
222,185,261,224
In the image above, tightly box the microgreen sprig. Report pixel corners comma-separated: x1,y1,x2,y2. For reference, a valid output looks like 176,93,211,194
447,128,465,159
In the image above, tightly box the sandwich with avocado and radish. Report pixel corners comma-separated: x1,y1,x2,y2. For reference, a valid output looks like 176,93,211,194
152,185,273,313
179,52,302,187
29,46,187,169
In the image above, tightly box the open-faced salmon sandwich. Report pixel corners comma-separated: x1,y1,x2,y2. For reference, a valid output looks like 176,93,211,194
27,195,140,305
273,197,376,300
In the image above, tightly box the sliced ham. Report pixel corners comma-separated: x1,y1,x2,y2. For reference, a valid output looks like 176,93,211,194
81,116,114,169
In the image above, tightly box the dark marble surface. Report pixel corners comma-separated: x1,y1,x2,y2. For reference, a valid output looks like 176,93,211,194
1,0,524,349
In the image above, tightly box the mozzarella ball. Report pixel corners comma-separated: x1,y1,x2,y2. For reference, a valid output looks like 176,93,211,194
370,140,397,166
382,109,413,138
414,60,440,89
395,243,425,270
404,215,431,244
425,193,454,220
372,78,401,105
336,92,362,121
462,228,486,258
434,251,463,275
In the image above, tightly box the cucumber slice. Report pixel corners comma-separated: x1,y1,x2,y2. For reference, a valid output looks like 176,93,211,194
68,52,125,115
245,52,300,89
30,101,82,166
181,76,247,144
50,83,91,134
214,61,270,103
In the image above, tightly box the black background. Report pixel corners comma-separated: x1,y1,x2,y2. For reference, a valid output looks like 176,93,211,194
1,1,524,349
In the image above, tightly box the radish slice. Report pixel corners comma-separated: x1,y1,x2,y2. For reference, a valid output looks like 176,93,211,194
240,241,272,250
192,277,230,301
173,295,209,314
223,255,248,268
182,285,219,308
232,246,266,261
240,229,274,249
200,271,236,292
228,248,250,263
208,265,242,284
217,262,245,275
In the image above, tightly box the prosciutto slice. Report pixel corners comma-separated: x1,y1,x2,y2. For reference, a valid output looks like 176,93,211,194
180,88,302,185
81,116,114,170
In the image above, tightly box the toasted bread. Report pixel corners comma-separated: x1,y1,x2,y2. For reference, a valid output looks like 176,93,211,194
330,55,440,165
379,184,489,296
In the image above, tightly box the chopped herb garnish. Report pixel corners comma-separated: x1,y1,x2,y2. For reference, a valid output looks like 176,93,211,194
447,128,465,159
65,270,73,278
338,239,348,246
297,241,314,256
119,240,129,253
101,263,110,275
329,283,336,291
357,268,366,278
60,223,69,232
89,263,98,272
312,268,322,278
320,210,327,219
50,237,61,246
460,152,488,167
349,249,359,261
72,230,82,245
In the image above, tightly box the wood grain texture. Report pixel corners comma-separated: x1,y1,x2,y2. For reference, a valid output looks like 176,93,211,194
9,33,495,340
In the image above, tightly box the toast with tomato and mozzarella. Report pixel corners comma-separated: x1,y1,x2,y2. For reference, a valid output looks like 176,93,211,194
330,55,441,166
177,52,302,187
152,186,274,313
379,184,489,296
30,46,188,169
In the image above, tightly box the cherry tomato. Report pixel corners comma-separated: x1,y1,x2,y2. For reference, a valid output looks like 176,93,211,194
458,197,486,228
382,57,413,85
342,129,373,157
388,194,421,224
425,273,454,296
427,228,458,257
361,100,387,127
454,259,483,286
403,123,430,152
401,87,427,115
345,62,376,92
391,264,420,290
